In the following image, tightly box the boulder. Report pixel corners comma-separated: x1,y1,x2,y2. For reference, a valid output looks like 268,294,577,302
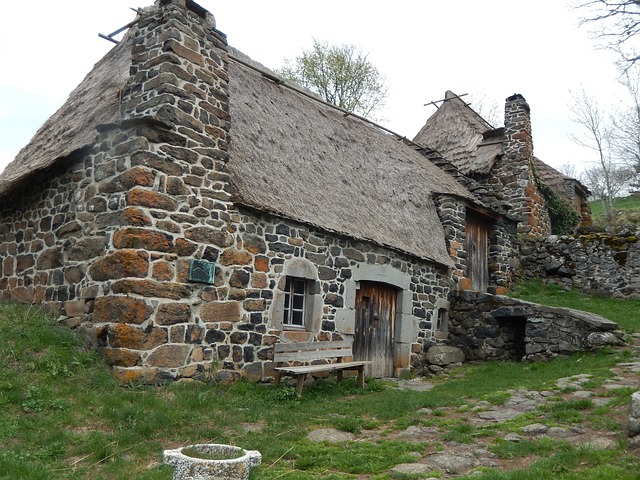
424,346,465,366
629,391,640,439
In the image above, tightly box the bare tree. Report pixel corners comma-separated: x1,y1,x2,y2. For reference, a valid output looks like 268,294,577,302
558,162,579,179
278,39,388,119
468,94,502,128
611,65,640,188
581,162,633,201
576,0,640,65
569,88,633,217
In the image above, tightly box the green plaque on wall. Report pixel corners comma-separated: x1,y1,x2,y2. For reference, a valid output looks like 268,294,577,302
188,259,216,284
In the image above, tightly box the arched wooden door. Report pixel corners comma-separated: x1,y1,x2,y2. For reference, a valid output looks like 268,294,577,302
354,282,397,378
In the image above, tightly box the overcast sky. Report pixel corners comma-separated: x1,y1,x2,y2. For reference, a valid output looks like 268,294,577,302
0,0,626,177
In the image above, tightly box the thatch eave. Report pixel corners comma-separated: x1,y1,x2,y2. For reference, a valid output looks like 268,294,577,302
0,30,134,198
233,196,453,268
228,59,476,267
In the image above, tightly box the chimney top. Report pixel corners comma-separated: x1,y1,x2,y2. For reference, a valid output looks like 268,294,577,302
506,93,525,102
157,0,215,27
505,93,529,113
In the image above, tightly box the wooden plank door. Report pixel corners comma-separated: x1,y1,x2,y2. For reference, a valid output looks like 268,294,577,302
354,282,396,378
466,214,489,292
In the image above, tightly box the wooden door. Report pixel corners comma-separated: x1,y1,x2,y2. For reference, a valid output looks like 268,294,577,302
354,282,397,378
466,214,489,292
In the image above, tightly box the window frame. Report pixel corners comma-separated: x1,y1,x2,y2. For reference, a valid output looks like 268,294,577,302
432,300,450,340
283,276,307,329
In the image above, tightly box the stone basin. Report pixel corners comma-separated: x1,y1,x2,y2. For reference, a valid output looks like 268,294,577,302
163,443,261,480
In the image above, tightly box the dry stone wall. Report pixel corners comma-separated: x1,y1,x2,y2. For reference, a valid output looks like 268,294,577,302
519,229,640,299
448,291,624,362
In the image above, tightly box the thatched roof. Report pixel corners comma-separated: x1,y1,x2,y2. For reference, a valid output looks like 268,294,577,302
413,91,497,175
414,90,590,200
228,61,475,265
532,157,590,203
0,20,478,267
0,34,132,196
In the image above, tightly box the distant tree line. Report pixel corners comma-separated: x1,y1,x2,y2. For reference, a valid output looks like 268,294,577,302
572,1,640,219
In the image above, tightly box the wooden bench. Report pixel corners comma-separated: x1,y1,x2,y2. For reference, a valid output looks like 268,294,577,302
273,340,371,398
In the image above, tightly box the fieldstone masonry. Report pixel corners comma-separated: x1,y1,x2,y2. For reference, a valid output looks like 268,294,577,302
434,195,518,295
499,94,550,237
448,291,624,362
0,0,628,385
519,229,640,299
0,0,458,382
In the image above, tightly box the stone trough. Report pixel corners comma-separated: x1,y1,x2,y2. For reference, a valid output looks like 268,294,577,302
163,443,261,480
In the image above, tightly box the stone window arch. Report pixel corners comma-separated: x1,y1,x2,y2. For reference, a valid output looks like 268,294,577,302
271,258,322,333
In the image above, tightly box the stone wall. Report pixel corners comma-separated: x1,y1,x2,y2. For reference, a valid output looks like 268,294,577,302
434,195,467,289
193,207,452,382
1,1,231,382
435,195,518,295
489,219,520,294
448,291,624,362
0,0,457,383
0,168,453,383
0,153,94,309
519,229,640,299
499,95,550,237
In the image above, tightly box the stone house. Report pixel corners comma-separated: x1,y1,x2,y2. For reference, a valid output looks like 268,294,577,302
0,0,527,383
414,91,591,236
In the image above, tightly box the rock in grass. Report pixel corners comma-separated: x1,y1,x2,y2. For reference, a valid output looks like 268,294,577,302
425,453,476,473
306,428,354,443
391,463,434,474
522,423,548,434
628,391,640,438
582,437,616,450
548,427,572,438
504,433,522,442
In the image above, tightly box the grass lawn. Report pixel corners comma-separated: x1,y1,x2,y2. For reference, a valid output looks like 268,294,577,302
0,292,639,479
589,194,640,224
508,280,640,333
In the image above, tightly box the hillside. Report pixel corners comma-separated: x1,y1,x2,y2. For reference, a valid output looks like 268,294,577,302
590,195,640,226
1,292,639,479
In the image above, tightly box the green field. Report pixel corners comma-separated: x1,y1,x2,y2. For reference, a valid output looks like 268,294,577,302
509,280,640,333
1,291,639,479
589,194,640,223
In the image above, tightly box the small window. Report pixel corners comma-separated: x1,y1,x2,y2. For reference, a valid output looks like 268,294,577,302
433,307,449,340
436,308,448,332
283,277,306,327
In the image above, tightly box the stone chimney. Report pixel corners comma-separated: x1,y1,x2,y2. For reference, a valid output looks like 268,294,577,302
501,94,550,236
503,94,532,166
89,0,237,383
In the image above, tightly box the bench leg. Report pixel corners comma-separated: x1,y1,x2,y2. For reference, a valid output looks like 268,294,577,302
357,367,365,389
295,374,306,399
337,369,344,382
274,371,282,385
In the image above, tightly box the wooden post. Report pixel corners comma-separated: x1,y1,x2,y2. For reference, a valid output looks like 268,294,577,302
295,374,306,399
